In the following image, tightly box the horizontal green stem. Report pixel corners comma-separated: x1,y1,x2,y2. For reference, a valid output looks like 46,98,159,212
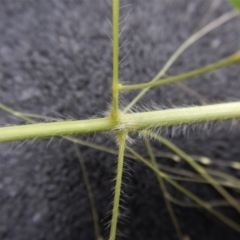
0,117,114,143
120,52,240,91
119,101,240,131
1,102,240,143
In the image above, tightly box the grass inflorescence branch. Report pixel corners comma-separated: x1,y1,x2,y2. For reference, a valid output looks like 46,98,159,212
119,52,240,91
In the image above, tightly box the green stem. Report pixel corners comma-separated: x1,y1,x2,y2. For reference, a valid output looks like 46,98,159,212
120,52,240,90
0,117,113,143
109,131,127,240
1,102,240,143
111,0,120,121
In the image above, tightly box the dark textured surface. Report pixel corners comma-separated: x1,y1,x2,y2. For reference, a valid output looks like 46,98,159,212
0,0,240,239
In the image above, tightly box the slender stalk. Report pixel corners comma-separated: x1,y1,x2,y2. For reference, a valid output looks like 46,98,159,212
126,146,240,233
0,103,36,123
109,131,127,240
166,195,239,208
120,52,240,90
149,132,240,214
176,82,207,104
111,0,120,122
144,135,183,240
123,10,239,112
75,145,103,240
1,102,240,143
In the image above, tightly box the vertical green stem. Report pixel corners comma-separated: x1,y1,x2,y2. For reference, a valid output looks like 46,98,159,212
109,131,127,240
111,0,120,121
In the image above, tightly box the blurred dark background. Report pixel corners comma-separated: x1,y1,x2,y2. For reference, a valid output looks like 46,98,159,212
0,0,240,239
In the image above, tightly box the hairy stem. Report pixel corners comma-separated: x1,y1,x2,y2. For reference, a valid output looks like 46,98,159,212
111,0,120,122
1,102,240,143
109,131,127,240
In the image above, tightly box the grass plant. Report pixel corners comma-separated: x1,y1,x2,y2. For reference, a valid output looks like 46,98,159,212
0,0,240,239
